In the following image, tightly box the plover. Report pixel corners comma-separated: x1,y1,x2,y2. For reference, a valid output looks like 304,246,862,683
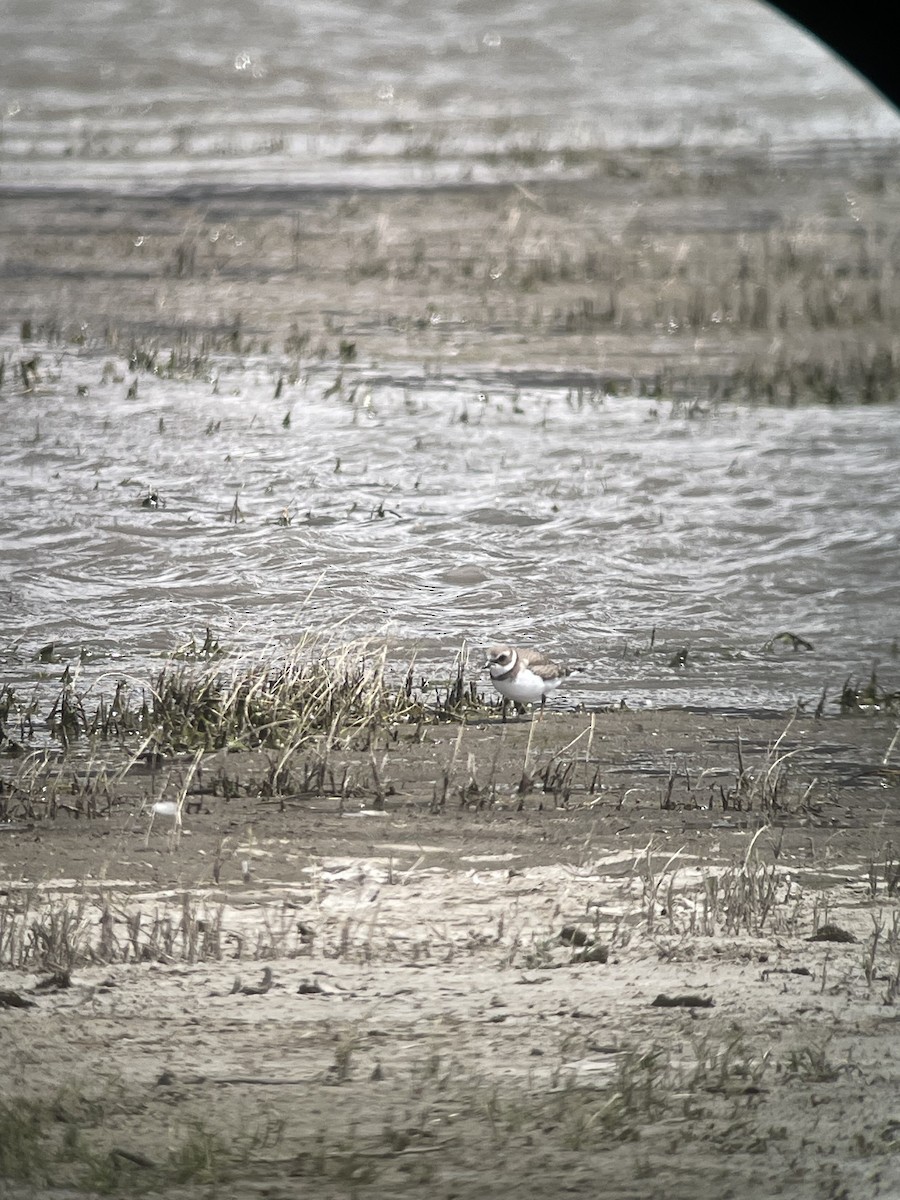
487,644,567,714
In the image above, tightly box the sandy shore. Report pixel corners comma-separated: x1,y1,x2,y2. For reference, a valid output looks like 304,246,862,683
2,706,899,1198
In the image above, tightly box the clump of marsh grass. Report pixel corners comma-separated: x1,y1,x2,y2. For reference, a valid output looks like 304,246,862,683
0,681,39,747
654,718,818,817
10,635,422,755
865,844,900,900
0,746,137,822
0,886,314,971
718,723,818,815
408,643,494,722
698,850,801,938
2,670,150,756
146,639,408,752
861,911,900,1004
1,637,502,821
0,1090,247,1193
626,830,802,940
445,1024,773,1152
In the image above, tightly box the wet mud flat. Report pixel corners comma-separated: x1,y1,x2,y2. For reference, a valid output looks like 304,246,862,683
2,706,899,1199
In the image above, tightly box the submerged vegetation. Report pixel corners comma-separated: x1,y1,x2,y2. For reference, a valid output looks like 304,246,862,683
4,143,900,404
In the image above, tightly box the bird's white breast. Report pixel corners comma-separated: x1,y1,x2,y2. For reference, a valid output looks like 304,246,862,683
491,664,559,704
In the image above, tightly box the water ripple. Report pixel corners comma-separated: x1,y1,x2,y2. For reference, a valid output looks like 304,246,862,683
1,349,898,711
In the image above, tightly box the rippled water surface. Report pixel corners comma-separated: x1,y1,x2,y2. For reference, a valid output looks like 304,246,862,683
2,0,899,714
2,0,898,191
2,352,898,711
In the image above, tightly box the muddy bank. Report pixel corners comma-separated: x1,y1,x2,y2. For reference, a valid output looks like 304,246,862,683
2,707,899,884
2,707,899,1199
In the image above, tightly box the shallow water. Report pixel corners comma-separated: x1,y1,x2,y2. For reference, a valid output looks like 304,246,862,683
2,350,898,712
2,0,898,193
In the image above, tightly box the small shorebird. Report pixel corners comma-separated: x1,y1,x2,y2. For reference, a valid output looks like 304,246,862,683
487,644,567,715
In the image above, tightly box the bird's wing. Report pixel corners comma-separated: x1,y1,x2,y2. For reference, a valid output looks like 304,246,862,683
520,651,564,680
